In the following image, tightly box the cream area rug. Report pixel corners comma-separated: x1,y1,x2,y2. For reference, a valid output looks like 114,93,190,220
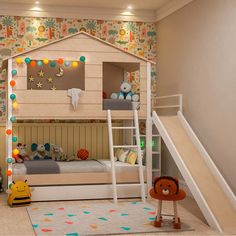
27,201,193,235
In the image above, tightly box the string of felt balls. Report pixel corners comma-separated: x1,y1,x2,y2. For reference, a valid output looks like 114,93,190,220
6,55,86,188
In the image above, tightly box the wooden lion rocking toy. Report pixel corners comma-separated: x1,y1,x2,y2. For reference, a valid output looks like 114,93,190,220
149,176,186,229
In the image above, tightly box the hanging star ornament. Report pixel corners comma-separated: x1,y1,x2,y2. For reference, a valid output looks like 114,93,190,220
28,75,34,82
47,77,53,83
36,82,43,88
37,69,44,78
51,86,56,90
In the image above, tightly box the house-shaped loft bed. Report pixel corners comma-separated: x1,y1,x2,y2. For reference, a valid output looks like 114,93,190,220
3,31,155,201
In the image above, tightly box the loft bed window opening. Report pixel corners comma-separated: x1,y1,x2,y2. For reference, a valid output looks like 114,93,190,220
102,62,140,110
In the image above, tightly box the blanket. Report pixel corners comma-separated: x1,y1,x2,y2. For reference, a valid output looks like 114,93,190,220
24,160,60,174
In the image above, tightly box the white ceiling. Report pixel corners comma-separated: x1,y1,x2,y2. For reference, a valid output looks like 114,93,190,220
0,0,170,10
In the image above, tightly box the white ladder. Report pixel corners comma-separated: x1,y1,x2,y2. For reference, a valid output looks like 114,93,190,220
107,109,146,204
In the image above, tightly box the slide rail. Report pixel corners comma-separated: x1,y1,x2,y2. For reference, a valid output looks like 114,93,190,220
152,94,183,112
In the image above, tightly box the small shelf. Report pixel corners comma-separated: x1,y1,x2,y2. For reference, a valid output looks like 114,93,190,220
133,134,160,137
152,151,160,154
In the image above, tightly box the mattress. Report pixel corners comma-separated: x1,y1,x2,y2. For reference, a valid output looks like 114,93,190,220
13,159,145,175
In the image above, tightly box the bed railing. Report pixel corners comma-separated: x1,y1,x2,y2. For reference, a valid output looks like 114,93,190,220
152,94,183,113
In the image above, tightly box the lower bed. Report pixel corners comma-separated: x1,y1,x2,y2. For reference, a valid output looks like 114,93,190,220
13,159,146,186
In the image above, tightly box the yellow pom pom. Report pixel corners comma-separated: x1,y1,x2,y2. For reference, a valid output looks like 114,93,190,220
13,149,19,156
72,61,78,67
16,58,23,64
43,59,49,65
12,101,18,109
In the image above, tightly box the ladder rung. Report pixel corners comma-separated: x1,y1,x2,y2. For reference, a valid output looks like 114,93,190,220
116,183,141,187
113,145,138,149
112,126,136,130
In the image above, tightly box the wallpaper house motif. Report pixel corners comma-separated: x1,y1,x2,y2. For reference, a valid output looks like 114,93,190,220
0,16,157,121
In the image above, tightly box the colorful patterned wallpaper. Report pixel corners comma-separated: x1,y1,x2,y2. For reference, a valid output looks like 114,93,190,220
0,16,157,121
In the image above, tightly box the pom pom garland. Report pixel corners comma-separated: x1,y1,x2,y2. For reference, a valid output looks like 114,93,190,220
12,136,17,142
6,129,12,135
80,56,86,62
10,94,16,100
30,60,36,67
12,69,17,76
10,80,16,87
25,57,31,64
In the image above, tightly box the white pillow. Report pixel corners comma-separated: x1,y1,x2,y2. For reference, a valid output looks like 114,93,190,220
118,150,129,162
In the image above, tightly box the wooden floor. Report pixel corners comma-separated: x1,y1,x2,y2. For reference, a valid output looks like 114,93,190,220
0,193,235,236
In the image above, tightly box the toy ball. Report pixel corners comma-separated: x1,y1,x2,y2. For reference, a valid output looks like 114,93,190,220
30,60,36,67
57,58,64,64
25,57,31,64
80,56,86,62
10,94,16,100
12,69,17,76
10,116,17,123
12,136,18,142
77,149,89,160
10,80,16,87
43,59,49,64
64,61,71,67
50,61,56,68
6,129,12,135
16,58,23,64
7,158,13,163
37,60,43,66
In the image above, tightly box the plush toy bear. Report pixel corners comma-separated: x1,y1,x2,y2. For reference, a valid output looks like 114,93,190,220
111,81,140,102
13,143,30,163
30,143,51,160
51,144,67,161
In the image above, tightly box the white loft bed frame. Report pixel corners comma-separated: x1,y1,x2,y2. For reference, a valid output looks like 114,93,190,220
4,32,155,201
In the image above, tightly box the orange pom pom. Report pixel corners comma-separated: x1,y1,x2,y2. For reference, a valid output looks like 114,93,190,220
30,60,36,67
6,129,12,135
10,80,16,87
57,58,64,64
7,170,12,176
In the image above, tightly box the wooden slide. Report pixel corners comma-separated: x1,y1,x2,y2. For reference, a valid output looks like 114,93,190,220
152,111,236,233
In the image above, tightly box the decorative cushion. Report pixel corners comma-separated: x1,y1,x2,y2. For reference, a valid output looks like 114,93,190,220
118,150,129,162
115,148,122,159
126,150,138,165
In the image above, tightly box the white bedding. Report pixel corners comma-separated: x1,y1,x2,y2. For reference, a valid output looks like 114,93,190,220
13,159,145,175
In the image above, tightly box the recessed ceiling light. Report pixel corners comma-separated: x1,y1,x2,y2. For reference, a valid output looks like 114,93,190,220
35,1,39,4
127,5,132,9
